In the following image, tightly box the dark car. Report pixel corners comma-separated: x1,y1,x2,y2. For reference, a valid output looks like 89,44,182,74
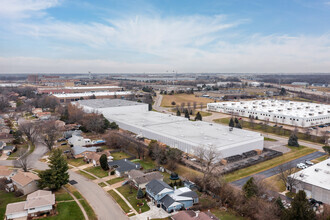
57,138,66,142
61,143,67,146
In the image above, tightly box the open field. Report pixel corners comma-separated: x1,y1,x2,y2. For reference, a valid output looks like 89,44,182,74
132,158,156,170
108,190,131,213
224,145,317,182
211,208,246,220
264,174,286,192
161,94,214,108
84,166,108,178
117,185,150,213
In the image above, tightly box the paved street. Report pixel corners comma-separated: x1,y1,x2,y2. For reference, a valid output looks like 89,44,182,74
231,151,326,187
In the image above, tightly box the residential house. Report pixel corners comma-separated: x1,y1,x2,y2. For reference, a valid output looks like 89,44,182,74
11,171,40,195
0,140,6,149
5,190,55,220
171,210,219,220
0,166,13,179
36,112,51,120
63,129,82,139
108,159,141,177
128,170,163,189
146,179,198,213
83,151,111,166
71,146,100,159
32,108,43,115
68,134,92,147
0,133,13,142
2,145,16,155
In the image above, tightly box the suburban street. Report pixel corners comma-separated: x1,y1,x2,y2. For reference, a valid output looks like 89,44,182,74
231,151,326,187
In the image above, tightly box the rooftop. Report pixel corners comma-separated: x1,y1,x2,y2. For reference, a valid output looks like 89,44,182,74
108,159,140,173
38,86,121,90
289,158,330,190
11,171,40,186
76,98,146,109
53,91,131,98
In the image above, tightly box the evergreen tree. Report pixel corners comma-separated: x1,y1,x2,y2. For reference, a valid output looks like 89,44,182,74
38,149,69,190
284,190,316,220
275,197,285,210
229,118,235,127
288,133,299,147
322,146,330,155
234,118,239,124
235,122,242,129
280,88,287,96
195,112,202,121
242,177,258,198
100,154,109,170
184,109,190,119
190,109,193,115
176,110,181,116
137,188,144,199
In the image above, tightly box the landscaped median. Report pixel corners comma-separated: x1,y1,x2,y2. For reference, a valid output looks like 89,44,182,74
224,145,317,182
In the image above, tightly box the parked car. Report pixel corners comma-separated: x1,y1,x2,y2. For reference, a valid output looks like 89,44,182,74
305,160,314,166
297,163,308,169
57,138,66,142
61,143,67,146
63,150,70,154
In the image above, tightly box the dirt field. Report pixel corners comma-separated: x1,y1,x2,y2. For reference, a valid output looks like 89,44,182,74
161,94,214,107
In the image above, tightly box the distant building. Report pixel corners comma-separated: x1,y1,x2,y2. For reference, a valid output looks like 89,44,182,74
291,82,309,86
53,91,132,103
288,158,330,204
37,85,123,94
27,75,38,84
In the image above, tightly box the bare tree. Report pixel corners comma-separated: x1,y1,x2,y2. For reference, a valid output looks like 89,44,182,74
200,102,203,111
249,116,255,129
14,148,30,172
195,145,222,191
19,121,40,145
193,102,197,110
40,120,61,151
277,162,299,192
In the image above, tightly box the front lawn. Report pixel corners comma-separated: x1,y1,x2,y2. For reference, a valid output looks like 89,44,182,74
84,166,108,178
107,177,125,185
44,201,84,220
55,188,73,201
79,199,97,220
77,170,97,180
0,191,26,220
98,182,107,187
111,151,131,160
67,158,86,167
117,185,150,213
224,145,316,182
131,159,156,170
108,190,131,213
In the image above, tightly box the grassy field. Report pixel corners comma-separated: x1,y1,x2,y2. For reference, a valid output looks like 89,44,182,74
132,158,156,170
55,188,73,201
213,117,326,144
174,164,203,180
264,174,286,192
111,151,131,160
117,185,150,213
211,208,246,220
107,177,125,185
161,94,214,108
312,155,328,163
67,158,86,167
77,170,97,180
108,190,131,213
45,201,84,220
79,199,97,220
84,166,108,178
264,137,277,141
0,191,26,220
224,145,316,182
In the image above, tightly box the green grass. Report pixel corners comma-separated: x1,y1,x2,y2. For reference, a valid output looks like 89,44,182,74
0,191,26,220
312,155,328,163
117,185,150,213
84,166,108,178
79,199,97,220
67,158,86,167
264,174,286,192
224,145,316,182
111,151,131,160
77,170,97,180
132,159,156,170
108,190,131,213
98,182,107,187
264,137,277,141
55,188,73,201
7,144,28,159
285,191,296,199
44,201,84,220
211,209,246,220
107,177,125,185
72,191,83,200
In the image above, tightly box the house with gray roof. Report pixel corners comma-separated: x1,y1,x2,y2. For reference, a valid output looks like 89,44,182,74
71,146,100,158
145,179,198,212
128,170,163,189
108,159,140,177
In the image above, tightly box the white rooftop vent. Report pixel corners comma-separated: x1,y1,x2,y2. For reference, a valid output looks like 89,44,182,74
315,168,320,172
299,173,304,177
327,163,330,166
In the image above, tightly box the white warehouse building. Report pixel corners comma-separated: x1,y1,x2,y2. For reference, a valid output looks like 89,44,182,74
207,100,330,127
75,99,264,158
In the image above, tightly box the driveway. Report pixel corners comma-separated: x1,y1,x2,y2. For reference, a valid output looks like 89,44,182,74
231,151,326,188
130,202,172,220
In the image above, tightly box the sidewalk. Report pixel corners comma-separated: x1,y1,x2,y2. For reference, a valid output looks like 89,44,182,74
63,186,89,220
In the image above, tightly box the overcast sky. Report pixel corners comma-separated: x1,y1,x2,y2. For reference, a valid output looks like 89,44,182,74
1,0,330,74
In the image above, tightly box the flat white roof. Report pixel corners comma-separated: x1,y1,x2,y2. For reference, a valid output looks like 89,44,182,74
53,91,131,98
76,99,146,108
208,100,330,118
290,158,330,190
38,86,121,90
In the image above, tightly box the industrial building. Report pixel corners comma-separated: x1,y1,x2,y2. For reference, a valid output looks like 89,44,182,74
76,99,264,158
53,91,132,103
207,100,330,127
37,86,122,94
288,158,330,204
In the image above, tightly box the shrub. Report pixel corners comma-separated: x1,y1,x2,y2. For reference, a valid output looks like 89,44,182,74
14,190,24,197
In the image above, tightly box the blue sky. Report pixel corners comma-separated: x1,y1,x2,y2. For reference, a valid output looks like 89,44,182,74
0,0,330,73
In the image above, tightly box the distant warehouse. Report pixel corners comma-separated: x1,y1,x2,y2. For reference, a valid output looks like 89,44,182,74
75,99,264,158
207,100,330,127
53,91,132,103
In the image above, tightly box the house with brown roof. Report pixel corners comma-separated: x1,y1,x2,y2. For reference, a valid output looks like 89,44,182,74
11,171,40,195
128,170,163,189
84,151,111,166
0,166,14,179
5,190,55,220
171,210,219,220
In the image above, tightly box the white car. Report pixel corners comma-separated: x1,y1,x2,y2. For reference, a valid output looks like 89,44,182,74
305,160,314,166
297,163,308,169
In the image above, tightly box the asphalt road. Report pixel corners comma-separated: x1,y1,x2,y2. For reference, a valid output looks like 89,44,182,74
231,151,326,187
